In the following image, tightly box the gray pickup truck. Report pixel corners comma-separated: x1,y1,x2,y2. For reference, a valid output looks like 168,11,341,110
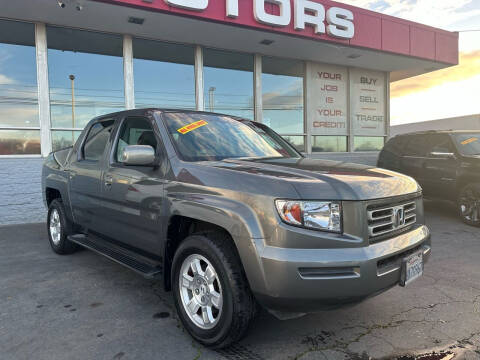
42,108,431,348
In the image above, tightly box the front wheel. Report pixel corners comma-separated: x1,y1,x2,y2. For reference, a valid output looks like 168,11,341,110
172,233,256,348
457,184,480,227
47,199,79,254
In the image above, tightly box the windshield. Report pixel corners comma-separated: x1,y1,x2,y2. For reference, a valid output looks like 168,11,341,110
452,133,480,155
162,112,301,162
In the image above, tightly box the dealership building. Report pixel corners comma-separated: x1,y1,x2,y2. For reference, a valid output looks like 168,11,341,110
0,0,458,224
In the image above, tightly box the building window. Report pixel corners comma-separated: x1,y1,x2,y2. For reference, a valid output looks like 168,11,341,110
262,56,304,134
0,20,39,155
47,26,124,149
133,38,195,109
0,130,41,155
203,48,254,119
51,130,82,152
353,136,384,151
312,136,348,152
282,135,305,152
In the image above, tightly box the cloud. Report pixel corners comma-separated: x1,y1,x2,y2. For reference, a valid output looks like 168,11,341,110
390,73,480,125
0,105,39,127
391,50,480,97
0,74,15,85
340,0,480,30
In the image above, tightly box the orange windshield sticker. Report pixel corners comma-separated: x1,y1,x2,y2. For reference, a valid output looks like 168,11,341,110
461,137,478,145
177,120,208,134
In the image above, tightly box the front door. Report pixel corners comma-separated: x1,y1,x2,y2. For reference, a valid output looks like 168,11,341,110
68,118,115,232
99,115,166,255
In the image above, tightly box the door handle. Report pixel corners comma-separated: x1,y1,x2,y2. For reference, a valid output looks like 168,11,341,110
104,175,113,188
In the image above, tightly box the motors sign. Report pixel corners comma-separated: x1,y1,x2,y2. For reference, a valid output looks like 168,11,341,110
110,0,355,40
162,0,354,39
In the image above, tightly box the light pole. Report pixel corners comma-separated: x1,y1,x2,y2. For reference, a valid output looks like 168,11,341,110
69,74,75,143
208,87,216,112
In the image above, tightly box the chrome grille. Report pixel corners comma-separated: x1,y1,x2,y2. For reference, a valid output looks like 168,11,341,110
367,201,416,238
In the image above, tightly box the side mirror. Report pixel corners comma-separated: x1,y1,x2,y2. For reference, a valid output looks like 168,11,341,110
429,151,455,159
121,145,155,166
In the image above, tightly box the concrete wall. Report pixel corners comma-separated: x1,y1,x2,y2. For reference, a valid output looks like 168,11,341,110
0,153,378,225
391,114,480,136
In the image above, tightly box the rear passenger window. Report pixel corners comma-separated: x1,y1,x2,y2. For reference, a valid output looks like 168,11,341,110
427,135,453,154
384,136,406,155
83,120,115,161
403,136,429,157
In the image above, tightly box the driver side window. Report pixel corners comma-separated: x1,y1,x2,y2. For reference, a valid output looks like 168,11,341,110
114,117,158,163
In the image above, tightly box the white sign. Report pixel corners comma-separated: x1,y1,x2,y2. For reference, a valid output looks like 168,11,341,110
160,0,355,39
350,69,386,136
308,63,348,135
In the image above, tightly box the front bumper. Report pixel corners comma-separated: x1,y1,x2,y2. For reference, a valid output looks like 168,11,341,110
253,225,431,312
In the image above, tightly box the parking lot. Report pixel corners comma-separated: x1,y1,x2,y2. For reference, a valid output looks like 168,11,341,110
1,200,479,360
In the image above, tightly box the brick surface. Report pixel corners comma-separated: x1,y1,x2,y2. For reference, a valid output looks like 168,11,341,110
0,158,45,225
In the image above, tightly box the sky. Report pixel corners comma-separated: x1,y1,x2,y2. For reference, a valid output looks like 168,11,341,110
341,0,480,125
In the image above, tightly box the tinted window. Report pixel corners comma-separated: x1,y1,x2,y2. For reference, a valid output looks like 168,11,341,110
83,120,114,161
403,136,429,156
47,26,124,129
427,135,453,154
262,56,304,134
115,117,158,162
133,38,195,109
163,113,300,162
203,49,254,119
384,136,406,155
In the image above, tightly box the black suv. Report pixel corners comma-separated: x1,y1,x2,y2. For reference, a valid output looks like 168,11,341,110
378,130,480,226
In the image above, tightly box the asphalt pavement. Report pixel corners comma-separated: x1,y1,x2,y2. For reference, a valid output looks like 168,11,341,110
0,200,479,360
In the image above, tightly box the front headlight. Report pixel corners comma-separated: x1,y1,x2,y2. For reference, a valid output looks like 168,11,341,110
275,200,342,233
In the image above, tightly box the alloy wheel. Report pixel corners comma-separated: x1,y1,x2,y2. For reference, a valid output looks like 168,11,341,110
49,209,62,245
179,254,223,330
459,187,480,223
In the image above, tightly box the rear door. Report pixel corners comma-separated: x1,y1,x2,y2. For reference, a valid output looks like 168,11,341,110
99,115,166,255
399,135,429,184
422,134,458,198
68,118,116,231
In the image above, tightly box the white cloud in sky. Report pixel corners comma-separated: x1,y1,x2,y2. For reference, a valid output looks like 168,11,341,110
340,0,480,31
391,73,480,125
0,74,15,85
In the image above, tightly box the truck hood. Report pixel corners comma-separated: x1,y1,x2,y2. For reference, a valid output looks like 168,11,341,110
208,157,420,201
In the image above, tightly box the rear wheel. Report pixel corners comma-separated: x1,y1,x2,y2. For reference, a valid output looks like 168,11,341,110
458,184,480,227
47,199,79,254
172,233,256,348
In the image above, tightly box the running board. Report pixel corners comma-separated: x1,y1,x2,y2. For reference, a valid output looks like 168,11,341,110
68,234,162,278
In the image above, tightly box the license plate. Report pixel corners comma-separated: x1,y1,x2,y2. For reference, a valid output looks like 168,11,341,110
400,250,423,286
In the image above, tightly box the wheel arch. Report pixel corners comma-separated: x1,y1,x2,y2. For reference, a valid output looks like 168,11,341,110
163,197,267,296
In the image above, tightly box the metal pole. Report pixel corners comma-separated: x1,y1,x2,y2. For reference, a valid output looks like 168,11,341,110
208,87,216,112
69,74,75,142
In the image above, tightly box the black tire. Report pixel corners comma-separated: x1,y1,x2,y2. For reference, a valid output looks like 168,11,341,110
457,183,480,227
172,232,256,349
47,199,79,254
